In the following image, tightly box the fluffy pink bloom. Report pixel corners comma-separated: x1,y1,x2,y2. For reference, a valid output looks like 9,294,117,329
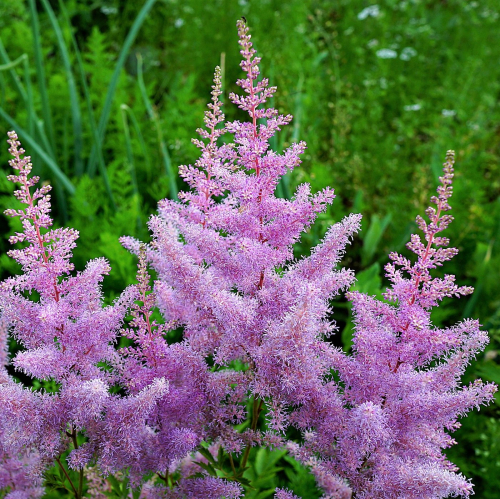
1,19,495,499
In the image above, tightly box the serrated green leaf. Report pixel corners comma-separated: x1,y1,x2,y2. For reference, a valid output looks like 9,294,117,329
190,472,205,479
217,445,225,464
254,489,277,499
197,447,217,464
106,474,122,494
236,476,253,487
476,362,500,384
194,461,217,476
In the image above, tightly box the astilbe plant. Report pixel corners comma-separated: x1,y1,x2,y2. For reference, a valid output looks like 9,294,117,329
0,19,496,499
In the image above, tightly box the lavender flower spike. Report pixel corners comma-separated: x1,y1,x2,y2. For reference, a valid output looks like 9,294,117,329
315,151,497,498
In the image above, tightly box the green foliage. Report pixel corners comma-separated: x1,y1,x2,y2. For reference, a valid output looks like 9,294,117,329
242,448,287,498
240,447,321,499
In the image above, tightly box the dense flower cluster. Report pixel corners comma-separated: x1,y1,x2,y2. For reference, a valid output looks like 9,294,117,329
0,19,495,499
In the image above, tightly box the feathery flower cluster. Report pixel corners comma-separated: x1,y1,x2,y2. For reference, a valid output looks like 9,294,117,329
0,19,495,499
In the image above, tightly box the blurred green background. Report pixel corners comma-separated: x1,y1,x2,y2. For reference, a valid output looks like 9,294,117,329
0,0,499,497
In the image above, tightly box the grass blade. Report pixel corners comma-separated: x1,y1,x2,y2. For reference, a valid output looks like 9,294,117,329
120,104,139,197
0,40,55,160
56,0,116,211
120,103,151,174
137,54,178,199
22,57,34,139
86,0,158,177
28,0,55,154
40,0,83,177
0,107,75,195
0,39,27,101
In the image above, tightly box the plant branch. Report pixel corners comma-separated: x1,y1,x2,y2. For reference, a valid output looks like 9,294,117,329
55,456,78,498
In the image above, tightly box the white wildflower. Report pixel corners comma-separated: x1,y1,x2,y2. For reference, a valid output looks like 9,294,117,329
404,104,421,111
358,5,380,20
376,49,398,59
400,47,417,61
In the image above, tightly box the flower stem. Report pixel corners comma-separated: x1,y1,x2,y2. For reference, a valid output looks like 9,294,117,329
239,396,263,471
55,456,78,498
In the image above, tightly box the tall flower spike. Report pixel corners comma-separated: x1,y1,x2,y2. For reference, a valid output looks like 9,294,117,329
384,150,472,311
121,21,360,499
320,153,498,498
3,131,78,297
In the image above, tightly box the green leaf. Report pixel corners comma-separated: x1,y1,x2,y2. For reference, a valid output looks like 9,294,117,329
352,262,383,296
106,474,123,495
217,445,226,466
197,446,217,465
87,0,158,178
235,476,253,487
361,213,392,266
194,461,217,477
0,108,75,195
476,362,500,385
254,489,277,499
40,0,83,176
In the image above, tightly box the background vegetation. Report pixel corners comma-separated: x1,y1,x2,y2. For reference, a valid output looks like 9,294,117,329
0,0,499,497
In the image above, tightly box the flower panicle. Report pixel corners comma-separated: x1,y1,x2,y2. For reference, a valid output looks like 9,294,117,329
383,151,472,306
229,19,278,117
3,131,78,287
4,131,53,228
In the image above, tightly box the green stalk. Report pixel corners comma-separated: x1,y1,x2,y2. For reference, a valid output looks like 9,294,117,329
126,105,152,172
121,103,151,177
239,396,263,471
86,0,158,177
120,104,142,229
0,108,75,195
28,0,56,153
137,54,178,199
68,427,84,499
0,53,27,72
0,39,27,101
56,0,116,211
120,105,138,194
40,0,83,177
22,56,34,140
0,40,55,160
55,456,78,498
0,65,5,107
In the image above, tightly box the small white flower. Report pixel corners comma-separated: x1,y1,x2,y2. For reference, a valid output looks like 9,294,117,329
367,39,379,48
174,18,185,28
295,24,306,34
358,5,380,20
101,6,117,15
400,47,417,61
442,109,457,117
376,49,398,59
404,104,421,111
